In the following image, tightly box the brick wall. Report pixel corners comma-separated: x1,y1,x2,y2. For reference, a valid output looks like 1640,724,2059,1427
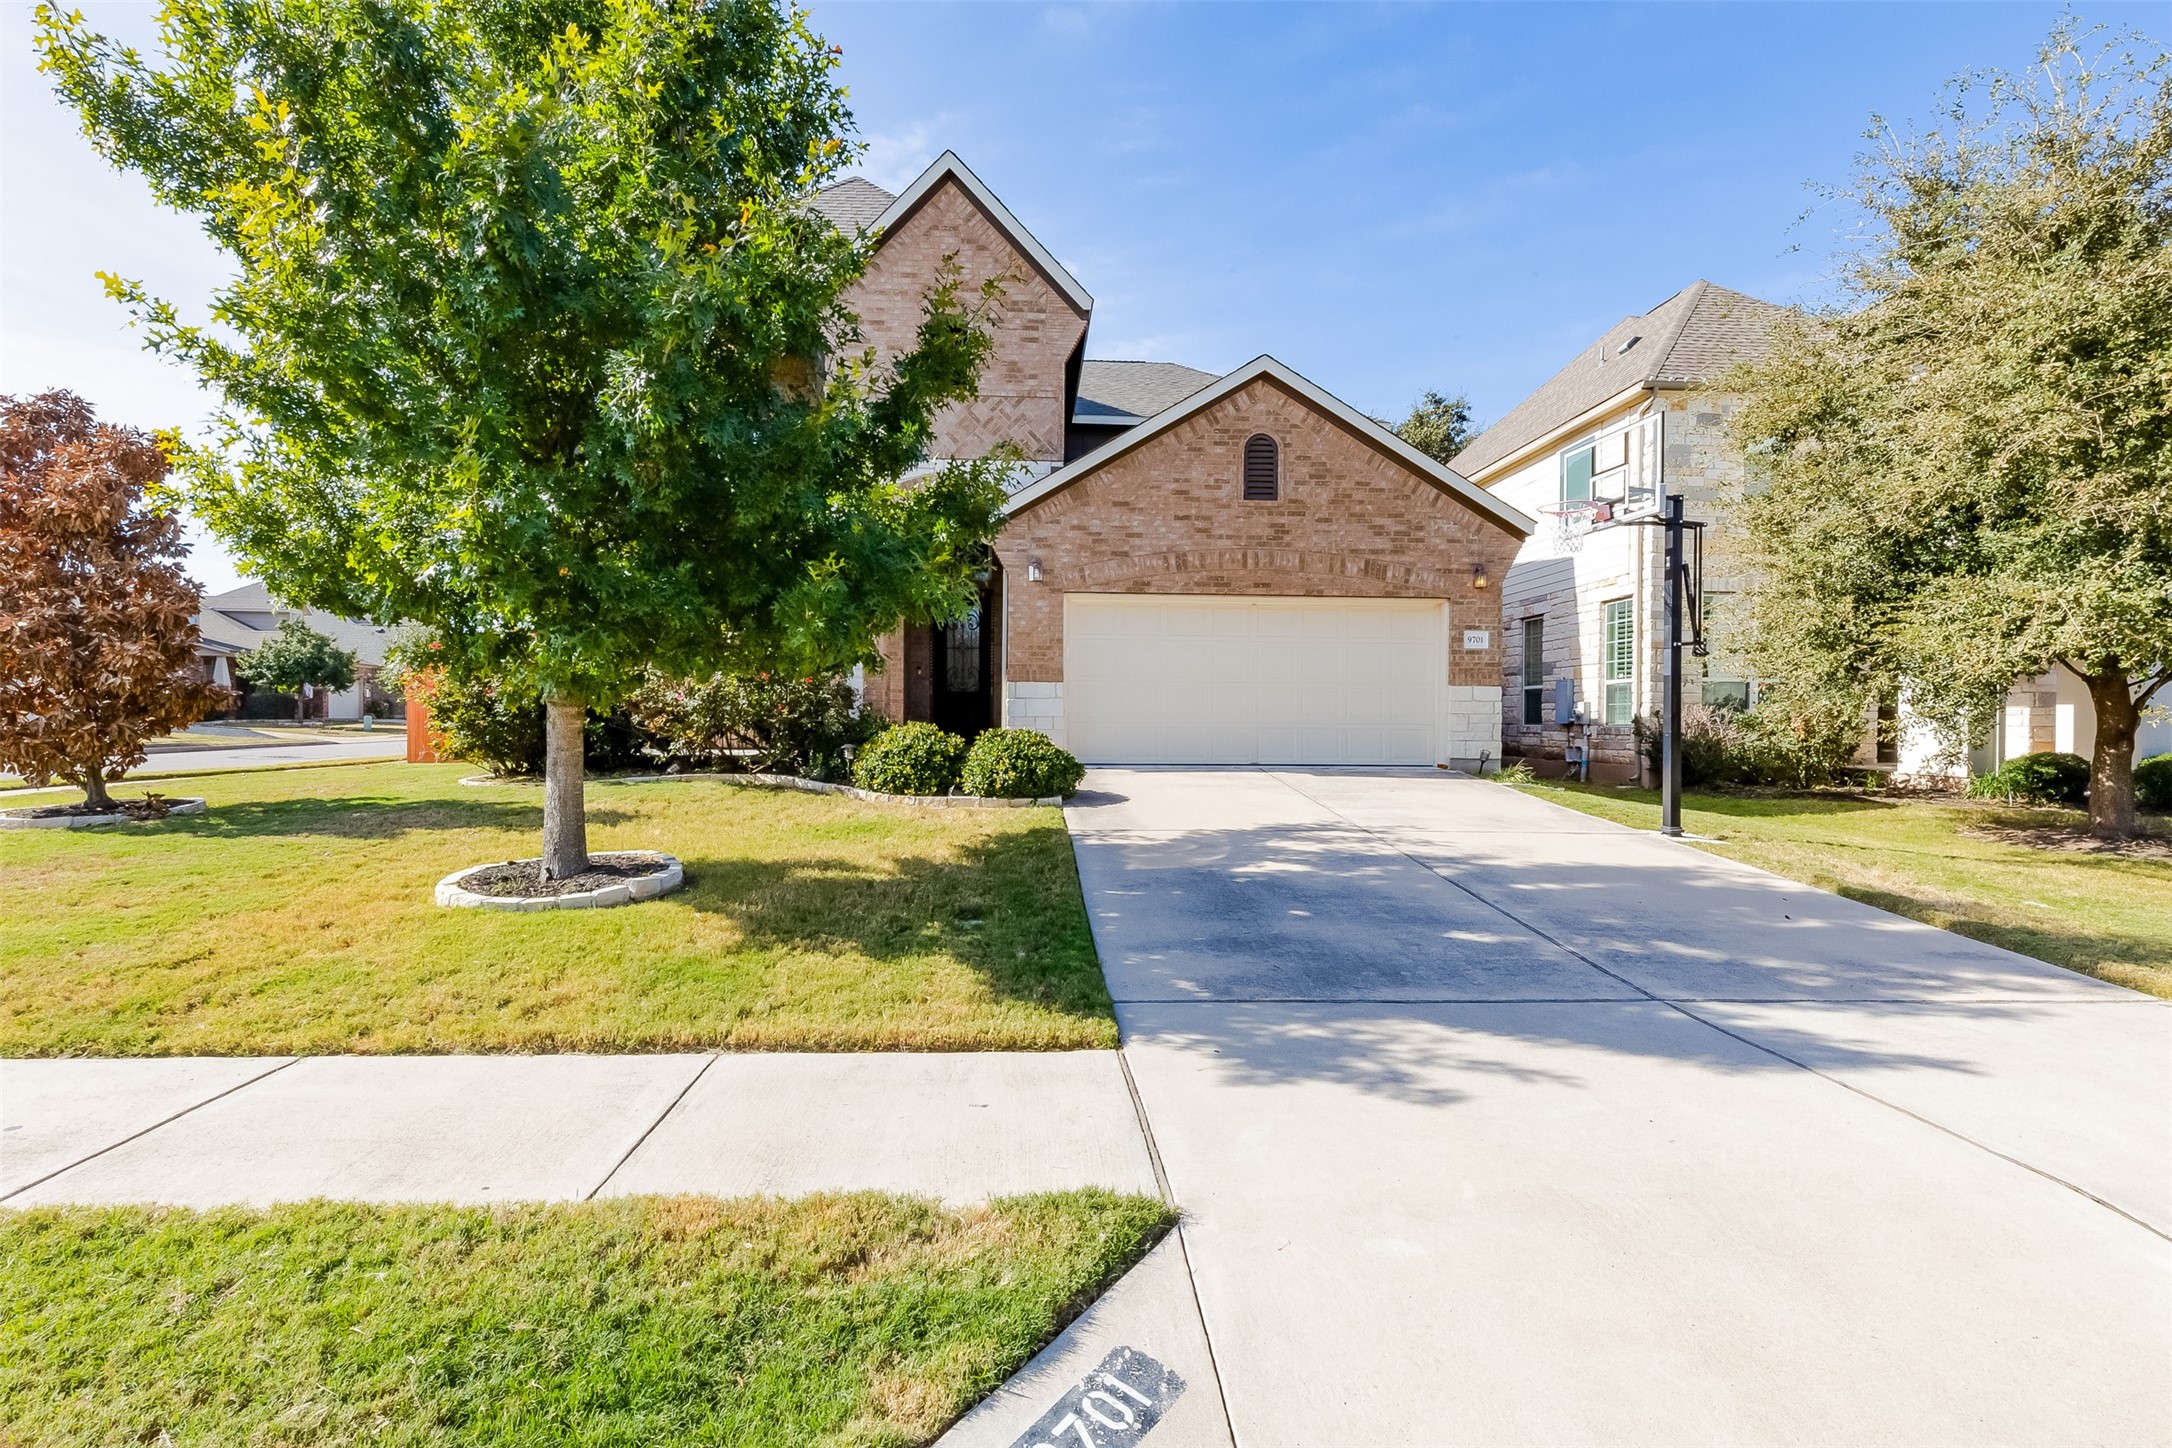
995,375,1525,762
842,176,1088,463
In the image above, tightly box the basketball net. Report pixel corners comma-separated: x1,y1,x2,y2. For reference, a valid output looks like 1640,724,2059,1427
1538,499,1609,554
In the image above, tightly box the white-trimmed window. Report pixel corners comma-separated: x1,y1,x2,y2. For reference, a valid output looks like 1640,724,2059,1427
1603,599,1635,725
1521,617,1546,726
1561,443,1593,502
1698,593,1751,711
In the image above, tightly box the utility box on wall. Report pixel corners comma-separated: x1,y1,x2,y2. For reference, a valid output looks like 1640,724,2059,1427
1553,676,1579,726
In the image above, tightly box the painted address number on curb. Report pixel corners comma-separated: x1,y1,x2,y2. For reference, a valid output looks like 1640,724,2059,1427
1009,1346,1185,1448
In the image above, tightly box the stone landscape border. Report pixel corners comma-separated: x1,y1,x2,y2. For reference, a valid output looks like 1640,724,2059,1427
434,850,685,912
457,770,1065,808
0,798,208,831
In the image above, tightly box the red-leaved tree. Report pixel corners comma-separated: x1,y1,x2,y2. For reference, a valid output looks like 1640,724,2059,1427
0,391,224,807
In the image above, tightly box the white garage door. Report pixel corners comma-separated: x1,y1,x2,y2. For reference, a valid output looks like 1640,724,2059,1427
1064,594,1446,765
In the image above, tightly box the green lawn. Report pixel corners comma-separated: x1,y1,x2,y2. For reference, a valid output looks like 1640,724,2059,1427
0,1190,1171,1448
1513,780,2172,999
0,762,1115,1056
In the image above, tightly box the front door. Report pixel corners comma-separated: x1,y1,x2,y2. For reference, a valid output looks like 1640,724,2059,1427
931,594,993,739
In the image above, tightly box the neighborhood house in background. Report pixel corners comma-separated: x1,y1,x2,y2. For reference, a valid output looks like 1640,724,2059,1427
1457,282,2172,784
815,154,1532,772
193,583,401,724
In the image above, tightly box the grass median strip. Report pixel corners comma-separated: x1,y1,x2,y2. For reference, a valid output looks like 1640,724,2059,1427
0,1190,1173,1447
1513,780,2172,999
0,761,1115,1055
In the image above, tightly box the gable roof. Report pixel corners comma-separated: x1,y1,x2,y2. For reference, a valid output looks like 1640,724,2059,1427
1453,281,1785,480
806,176,896,232
194,584,396,667
1073,360,1219,425
816,152,1093,315
1008,355,1534,536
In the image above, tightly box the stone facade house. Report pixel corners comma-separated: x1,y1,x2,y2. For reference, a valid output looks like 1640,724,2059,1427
1457,281,2171,781
815,153,1532,769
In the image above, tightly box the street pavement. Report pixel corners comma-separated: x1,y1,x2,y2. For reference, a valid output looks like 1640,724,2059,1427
1073,767,2171,1447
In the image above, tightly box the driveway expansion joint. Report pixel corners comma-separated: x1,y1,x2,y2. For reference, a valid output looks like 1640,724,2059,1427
1265,767,2172,1242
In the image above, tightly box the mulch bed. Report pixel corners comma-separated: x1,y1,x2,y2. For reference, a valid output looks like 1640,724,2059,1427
456,853,675,899
1960,823,2172,860
1,795,175,822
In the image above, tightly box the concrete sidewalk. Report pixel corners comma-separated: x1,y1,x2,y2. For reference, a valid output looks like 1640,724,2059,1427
1075,767,2172,1447
0,1051,1157,1206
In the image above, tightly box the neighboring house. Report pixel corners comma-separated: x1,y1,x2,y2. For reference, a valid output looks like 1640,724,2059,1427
1457,280,2171,781
1453,281,1780,782
193,583,400,721
811,153,1531,769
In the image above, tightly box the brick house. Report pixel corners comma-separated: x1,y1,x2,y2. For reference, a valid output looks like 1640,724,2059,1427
817,153,1532,769
1456,281,2172,782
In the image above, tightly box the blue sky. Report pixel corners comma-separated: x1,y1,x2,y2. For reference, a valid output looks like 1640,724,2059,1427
3,1,2158,590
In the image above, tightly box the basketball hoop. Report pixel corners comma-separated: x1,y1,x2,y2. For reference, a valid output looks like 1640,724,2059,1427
1537,498,1613,554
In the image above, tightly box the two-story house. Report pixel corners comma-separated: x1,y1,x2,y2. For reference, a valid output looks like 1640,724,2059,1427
1458,280,2171,781
810,153,1533,770
1453,282,1775,781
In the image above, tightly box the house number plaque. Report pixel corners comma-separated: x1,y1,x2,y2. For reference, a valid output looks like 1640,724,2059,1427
1008,1345,1185,1448
1462,628,1492,650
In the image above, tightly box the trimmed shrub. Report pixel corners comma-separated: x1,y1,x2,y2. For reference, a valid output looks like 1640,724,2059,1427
1968,750,2091,806
851,722,967,796
960,729,1086,799
2131,753,2171,813
629,670,876,781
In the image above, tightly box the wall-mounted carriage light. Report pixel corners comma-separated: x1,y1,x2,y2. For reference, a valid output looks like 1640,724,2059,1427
1027,558,1044,582
1472,561,1490,590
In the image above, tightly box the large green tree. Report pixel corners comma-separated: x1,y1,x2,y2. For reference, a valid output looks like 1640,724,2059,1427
38,0,1004,877
1728,26,2172,837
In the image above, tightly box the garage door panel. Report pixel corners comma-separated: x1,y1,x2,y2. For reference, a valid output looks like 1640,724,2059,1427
1062,595,1446,765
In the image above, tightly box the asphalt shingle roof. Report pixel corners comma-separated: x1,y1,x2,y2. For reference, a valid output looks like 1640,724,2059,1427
1455,281,1785,480
1073,360,1219,422
806,176,896,232
195,584,395,667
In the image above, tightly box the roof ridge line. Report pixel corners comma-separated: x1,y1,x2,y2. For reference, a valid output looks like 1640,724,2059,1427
1645,278,1714,378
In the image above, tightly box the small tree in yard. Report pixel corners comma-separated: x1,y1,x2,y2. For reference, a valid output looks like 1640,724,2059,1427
1728,26,2172,837
40,0,1006,878
239,619,356,723
0,391,224,808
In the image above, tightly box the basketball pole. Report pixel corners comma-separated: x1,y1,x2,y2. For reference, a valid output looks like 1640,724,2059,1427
1660,493,1686,837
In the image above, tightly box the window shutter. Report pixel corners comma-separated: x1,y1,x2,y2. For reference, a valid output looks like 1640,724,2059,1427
1242,434,1279,501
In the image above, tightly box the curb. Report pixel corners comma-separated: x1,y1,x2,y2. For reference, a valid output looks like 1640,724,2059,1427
434,851,686,912
0,798,208,831
457,770,1064,809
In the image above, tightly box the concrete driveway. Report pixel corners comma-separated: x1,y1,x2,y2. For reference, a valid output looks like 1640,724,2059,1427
1072,768,2172,1446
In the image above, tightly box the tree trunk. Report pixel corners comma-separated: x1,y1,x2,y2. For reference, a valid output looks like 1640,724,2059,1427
81,764,112,811
541,694,589,879
2083,667,2140,839
295,687,307,724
